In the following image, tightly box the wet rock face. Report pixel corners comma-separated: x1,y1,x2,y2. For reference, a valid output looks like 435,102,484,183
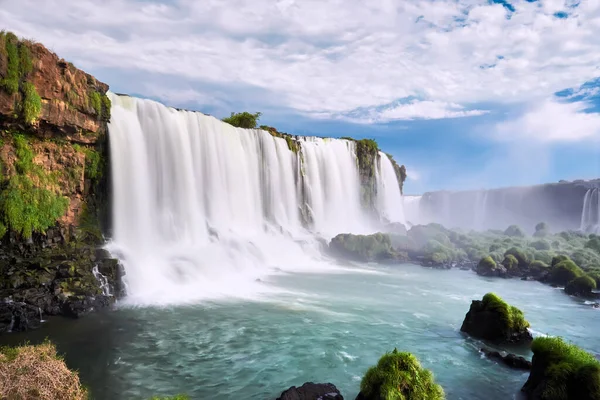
480,348,532,371
277,382,344,400
0,301,42,333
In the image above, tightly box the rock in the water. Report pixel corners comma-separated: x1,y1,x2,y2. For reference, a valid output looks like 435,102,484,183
0,301,42,333
277,382,343,400
461,293,533,344
480,348,532,370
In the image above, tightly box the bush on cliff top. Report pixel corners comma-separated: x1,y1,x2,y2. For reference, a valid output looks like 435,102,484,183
0,341,88,400
222,111,262,129
528,336,600,400
359,348,445,400
482,292,530,332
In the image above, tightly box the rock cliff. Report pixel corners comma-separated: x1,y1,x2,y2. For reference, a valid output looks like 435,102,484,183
0,31,120,333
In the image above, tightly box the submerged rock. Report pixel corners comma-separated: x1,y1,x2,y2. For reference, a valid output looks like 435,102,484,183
461,293,532,344
480,348,532,370
276,382,344,400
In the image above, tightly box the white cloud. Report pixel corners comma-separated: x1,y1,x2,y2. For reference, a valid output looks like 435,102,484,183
2,0,600,125
494,99,600,143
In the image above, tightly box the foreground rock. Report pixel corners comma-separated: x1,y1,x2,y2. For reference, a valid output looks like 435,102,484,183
356,348,444,400
522,336,600,400
277,383,343,400
461,293,532,344
480,348,532,371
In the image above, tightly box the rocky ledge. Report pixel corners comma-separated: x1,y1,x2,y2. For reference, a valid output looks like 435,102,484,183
480,347,532,371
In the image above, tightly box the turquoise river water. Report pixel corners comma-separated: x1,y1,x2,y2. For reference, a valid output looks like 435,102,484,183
1,263,598,400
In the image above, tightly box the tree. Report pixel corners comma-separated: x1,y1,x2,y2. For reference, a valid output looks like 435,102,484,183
221,111,262,129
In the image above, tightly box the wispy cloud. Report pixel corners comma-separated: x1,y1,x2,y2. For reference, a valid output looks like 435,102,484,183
2,0,600,123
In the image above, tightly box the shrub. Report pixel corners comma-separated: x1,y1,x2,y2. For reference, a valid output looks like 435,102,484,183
504,225,525,237
222,111,262,129
551,255,571,267
359,348,445,400
585,237,600,254
565,275,597,297
533,250,554,265
548,260,584,286
505,247,530,267
482,292,530,332
22,82,42,124
502,254,519,271
531,239,551,251
477,256,497,273
528,336,600,400
0,341,88,399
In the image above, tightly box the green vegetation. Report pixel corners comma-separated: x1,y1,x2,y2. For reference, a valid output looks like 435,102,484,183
534,222,550,238
260,125,302,154
222,111,262,129
0,31,42,124
0,31,19,94
481,292,530,333
0,134,68,238
359,348,445,400
74,144,102,180
330,233,397,262
0,341,88,399
88,90,111,121
477,256,497,273
504,225,525,237
564,275,597,297
528,336,600,400
22,82,42,124
548,259,584,286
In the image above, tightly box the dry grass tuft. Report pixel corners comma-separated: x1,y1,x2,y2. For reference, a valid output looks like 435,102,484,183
0,341,88,400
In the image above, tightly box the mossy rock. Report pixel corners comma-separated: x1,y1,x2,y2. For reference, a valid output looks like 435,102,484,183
522,337,600,400
565,275,597,297
504,225,525,238
358,348,445,400
460,292,531,344
547,260,584,286
504,247,530,268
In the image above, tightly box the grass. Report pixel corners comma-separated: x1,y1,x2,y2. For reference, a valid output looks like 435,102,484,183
359,348,445,400
74,144,103,181
482,292,530,332
530,336,600,399
0,341,88,400
22,82,42,124
0,32,19,94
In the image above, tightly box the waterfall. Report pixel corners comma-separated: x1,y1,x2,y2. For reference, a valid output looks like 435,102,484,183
106,93,404,304
581,188,600,234
403,195,422,226
376,152,406,225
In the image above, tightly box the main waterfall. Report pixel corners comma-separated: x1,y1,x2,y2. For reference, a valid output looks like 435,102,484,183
106,93,405,304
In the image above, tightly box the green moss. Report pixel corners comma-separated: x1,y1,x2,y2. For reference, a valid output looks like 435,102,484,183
0,32,19,94
564,275,597,297
222,111,261,129
359,348,445,400
502,254,519,271
552,255,571,267
101,93,111,121
481,292,530,332
18,44,33,78
531,239,551,251
0,135,68,238
530,336,600,400
21,82,42,124
89,91,102,116
504,247,530,267
549,260,584,286
74,144,102,181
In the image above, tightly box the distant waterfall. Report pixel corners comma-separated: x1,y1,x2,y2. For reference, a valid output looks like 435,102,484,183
106,93,405,304
581,188,600,234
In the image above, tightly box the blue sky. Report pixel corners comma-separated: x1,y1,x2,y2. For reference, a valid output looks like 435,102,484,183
2,0,600,194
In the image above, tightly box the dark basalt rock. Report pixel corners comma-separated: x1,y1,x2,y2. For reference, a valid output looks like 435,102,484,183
277,382,344,400
0,301,42,333
480,348,532,370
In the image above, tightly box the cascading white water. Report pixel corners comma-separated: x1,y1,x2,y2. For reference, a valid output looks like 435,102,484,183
376,151,406,224
403,195,422,226
106,93,405,304
581,188,600,234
